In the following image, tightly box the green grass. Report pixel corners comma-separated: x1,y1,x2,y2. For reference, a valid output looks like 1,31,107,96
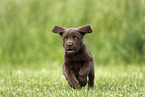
0,64,144,96
0,0,145,65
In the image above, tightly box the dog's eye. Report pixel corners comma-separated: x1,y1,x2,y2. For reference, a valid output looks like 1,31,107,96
63,37,67,40
73,36,78,39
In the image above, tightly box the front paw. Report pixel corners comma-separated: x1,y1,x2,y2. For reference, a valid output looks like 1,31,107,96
69,80,80,89
78,75,87,87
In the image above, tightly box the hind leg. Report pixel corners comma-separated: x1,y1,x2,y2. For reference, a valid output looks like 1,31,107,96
88,68,95,88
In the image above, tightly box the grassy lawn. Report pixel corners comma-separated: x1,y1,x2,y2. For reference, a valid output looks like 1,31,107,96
0,64,144,96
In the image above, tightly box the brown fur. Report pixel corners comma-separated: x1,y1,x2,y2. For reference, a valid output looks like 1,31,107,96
52,25,94,89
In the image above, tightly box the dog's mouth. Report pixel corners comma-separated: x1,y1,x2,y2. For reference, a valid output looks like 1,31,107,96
66,49,76,54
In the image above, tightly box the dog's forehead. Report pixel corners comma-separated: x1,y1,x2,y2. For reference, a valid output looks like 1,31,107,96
64,28,81,36
60,28,84,39
65,28,78,33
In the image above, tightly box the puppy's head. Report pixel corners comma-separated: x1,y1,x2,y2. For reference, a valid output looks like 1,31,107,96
52,25,93,55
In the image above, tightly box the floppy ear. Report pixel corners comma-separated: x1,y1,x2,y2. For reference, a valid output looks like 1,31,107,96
78,25,93,34
52,25,66,35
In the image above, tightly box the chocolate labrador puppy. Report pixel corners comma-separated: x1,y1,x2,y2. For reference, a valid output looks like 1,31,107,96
52,25,94,89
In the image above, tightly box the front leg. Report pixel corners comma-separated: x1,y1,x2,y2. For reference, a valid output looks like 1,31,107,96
78,61,93,87
63,65,79,89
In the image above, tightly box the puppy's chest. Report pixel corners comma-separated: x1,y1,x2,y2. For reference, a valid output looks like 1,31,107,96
64,53,86,71
70,61,83,71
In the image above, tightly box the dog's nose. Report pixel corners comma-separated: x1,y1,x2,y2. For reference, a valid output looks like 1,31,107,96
66,42,73,47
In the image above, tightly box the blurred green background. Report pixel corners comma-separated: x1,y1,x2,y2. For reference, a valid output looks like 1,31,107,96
0,0,145,66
